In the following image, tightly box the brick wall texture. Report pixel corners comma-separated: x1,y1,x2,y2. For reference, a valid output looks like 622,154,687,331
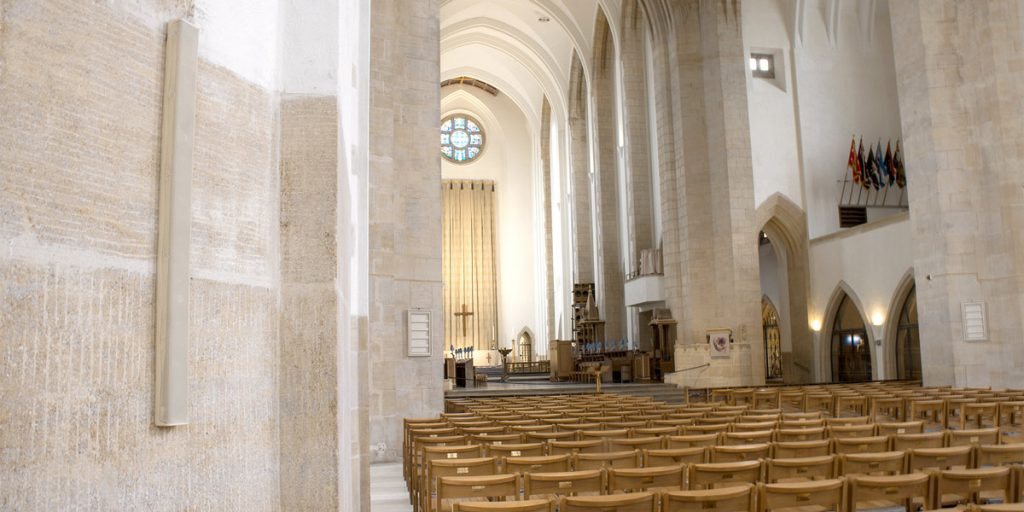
0,1,281,509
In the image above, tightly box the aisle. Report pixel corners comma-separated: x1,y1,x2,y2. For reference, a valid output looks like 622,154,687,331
370,462,412,512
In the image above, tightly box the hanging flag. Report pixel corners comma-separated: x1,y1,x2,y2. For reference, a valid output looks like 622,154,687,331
866,145,879,190
894,139,907,188
858,138,870,189
884,141,896,186
875,140,886,188
847,137,860,185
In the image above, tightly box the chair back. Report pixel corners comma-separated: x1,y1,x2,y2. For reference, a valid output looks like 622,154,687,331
661,485,756,512
839,451,906,477
644,447,707,467
573,450,641,471
757,478,845,512
847,472,932,512
766,455,837,483
559,492,657,512
523,469,604,498
504,454,570,475
688,460,763,490
608,466,685,493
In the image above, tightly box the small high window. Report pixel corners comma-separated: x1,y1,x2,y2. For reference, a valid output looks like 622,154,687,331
749,53,775,79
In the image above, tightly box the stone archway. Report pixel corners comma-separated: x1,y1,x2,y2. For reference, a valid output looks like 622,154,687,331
755,193,813,383
820,282,877,382
884,270,919,380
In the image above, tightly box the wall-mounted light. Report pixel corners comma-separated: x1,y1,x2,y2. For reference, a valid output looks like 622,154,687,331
810,319,822,332
871,311,885,326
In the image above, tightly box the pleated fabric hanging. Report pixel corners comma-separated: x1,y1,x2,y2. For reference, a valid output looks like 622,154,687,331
442,180,498,350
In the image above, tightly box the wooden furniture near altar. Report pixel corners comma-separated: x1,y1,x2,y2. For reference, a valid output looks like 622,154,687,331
549,339,575,381
444,358,475,388
649,309,677,382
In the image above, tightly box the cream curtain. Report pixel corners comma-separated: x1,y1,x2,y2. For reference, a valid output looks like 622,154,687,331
443,180,498,351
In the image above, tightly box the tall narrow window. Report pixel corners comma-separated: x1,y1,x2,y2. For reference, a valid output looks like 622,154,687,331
762,298,783,381
830,294,872,382
895,284,921,380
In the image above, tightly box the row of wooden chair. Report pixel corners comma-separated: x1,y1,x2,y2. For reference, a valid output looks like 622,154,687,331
431,470,1024,512
416,445,1024,511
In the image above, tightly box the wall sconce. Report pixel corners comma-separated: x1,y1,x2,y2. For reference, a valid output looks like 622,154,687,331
810,319,822,332
871,311,885,326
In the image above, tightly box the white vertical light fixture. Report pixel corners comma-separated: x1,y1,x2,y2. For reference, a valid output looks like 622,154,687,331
155,19,198,427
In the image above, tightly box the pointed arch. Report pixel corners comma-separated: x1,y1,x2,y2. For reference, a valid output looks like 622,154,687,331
883,269,918,380
820,281,876,382
754,193,812,383
515,326,536,362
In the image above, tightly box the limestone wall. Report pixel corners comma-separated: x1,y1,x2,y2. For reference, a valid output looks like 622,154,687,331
0,1,281,509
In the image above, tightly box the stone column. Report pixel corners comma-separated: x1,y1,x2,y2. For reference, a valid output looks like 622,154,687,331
620,0,655,268
889,0,1024,388
541,99,556,340
592,10,627,340
368,0,445,462
662,0,764,387
569,53,596,284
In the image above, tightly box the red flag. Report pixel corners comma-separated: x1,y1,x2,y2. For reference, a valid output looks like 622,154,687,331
847,138,860,185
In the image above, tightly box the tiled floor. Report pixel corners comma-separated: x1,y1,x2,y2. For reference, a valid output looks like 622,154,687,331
371,462,413,512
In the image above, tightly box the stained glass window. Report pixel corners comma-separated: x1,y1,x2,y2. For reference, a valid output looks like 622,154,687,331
441,113,485,163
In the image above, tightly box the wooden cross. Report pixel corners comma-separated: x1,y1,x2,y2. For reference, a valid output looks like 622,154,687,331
453,303,474,337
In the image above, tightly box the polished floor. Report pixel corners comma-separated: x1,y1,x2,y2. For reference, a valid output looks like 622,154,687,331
371,462,412,512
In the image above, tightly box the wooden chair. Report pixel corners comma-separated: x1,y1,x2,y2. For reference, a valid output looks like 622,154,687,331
581,429,632,441
757,478,845,512
608,466,686,493
644,447,708,467
436,474,519,512
732,390,755,407
489,443,546,470
559,491,658,512
833,436,890,455
421,457,497,512
936,467,1014,506
753,390,780,410
661,484,757,512
687,424,732,436
688,461,763,490
961,402,1000,430
775,427,827,443
765,455,837,483
875,421,924,436
907,399,946,430
711,444,772,463
869,397,906,422
977,504,1024,512
949,427,1001,447
523,469,605,499
892,431,944,451
668,434,721,449
608,437,664,453
573,450,641,471
836,395,868,418
804,394,834,416
462,426,509,437
827,417,871,427
908,446,972,472
503,454,570,475
781,412,822,421
779,419,825,429
839,451,906,477
636,426,682,437
828,424,876,439
723,431,774,445
976,443,1024,467
732,423,777,433
773,440,831,459
846,472,933,511
453,499,554,511
526,431,577,443
549,440,606,456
